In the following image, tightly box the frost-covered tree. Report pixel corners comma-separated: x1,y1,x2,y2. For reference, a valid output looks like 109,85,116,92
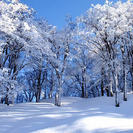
47,18,75,106
76,0,133,106
0,0,33,103
0,68,22,105
0,0,55,104
24,19,56,102
65,41,94,98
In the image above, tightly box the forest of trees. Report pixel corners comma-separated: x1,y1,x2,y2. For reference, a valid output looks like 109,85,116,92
0,0,133,107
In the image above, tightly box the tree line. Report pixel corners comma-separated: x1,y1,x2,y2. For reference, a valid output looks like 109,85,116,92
0,0,133,107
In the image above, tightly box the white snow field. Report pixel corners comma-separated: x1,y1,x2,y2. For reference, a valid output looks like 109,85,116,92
0,94,133,133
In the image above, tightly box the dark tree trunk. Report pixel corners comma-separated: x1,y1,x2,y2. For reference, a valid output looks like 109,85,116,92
123,63,127,101
106,88,110,97
101,80,104,96
5,95,9,106
81,82,85,98
101,67,104,96
36,70,42,103
1,98,4,104
36,88,41,102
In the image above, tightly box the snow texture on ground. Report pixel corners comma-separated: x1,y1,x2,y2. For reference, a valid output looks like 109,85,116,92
0,94,133,133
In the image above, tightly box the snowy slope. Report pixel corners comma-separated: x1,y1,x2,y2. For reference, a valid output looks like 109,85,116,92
0,94,133,133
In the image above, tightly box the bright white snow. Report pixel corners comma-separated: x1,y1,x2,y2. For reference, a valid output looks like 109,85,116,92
0,94,133,133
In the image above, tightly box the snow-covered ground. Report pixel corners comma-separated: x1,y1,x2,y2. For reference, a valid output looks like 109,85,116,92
0,94,133,133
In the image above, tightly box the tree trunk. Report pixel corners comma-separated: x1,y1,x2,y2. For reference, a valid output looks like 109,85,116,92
36,70,42,102
132,75,133,93
108,65,113,97
36,88,41,102
115,91,119,107
106,87,110,97
123,63,127,101
85,89,88,98
115,73,120,107
131,64,133,93
5,95,9,106
55,91,61,106
109,78,113,97
1,98,4,104
55,76,62,106
101,80,104,96
81,82,85,98
49,89,53,99
81,70,85,98
101,68,104,96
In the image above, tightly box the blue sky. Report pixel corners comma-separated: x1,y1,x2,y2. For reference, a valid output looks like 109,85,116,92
21,0,126,29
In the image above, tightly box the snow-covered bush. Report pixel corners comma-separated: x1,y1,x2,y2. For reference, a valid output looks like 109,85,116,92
0,68,22,104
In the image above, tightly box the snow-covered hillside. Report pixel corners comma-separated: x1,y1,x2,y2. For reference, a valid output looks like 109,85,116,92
0,95,133,133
